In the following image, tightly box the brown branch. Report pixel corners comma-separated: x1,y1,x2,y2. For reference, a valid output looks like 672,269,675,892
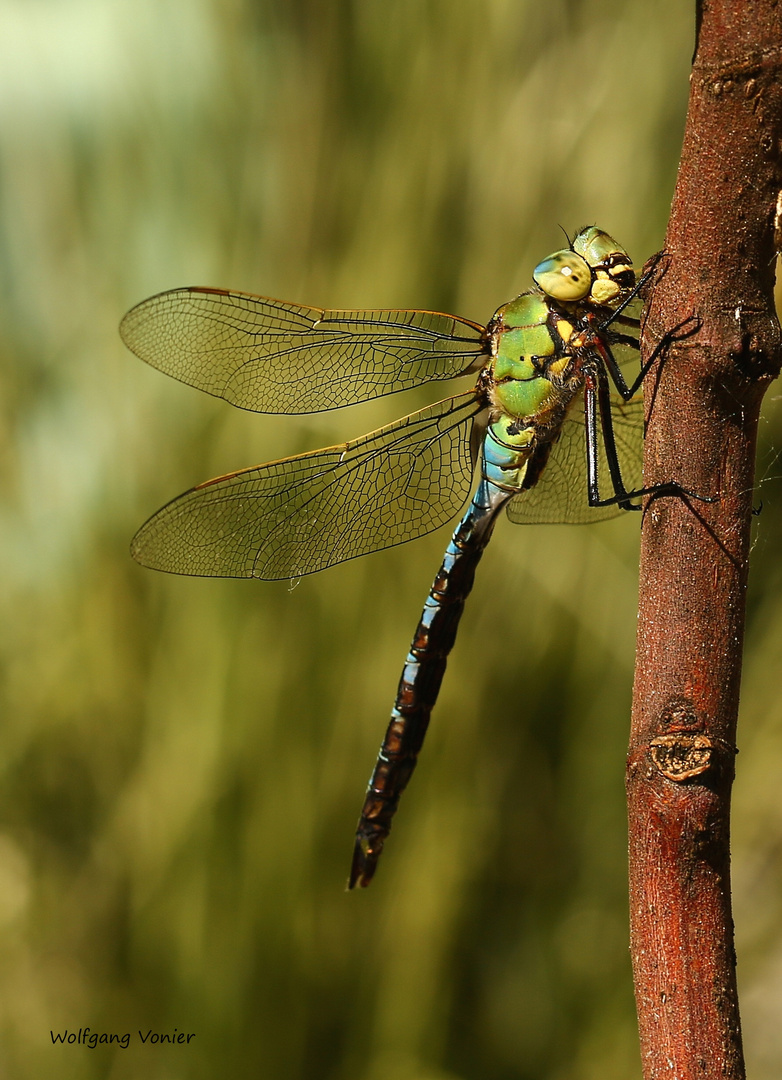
628,4,782,1078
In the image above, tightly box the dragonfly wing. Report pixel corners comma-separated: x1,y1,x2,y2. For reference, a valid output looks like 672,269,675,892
506,394,644,525
120,287,486,414
131,392,484,579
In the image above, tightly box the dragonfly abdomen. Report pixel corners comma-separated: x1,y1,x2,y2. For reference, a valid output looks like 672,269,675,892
349,476,514,888
349,387,587,886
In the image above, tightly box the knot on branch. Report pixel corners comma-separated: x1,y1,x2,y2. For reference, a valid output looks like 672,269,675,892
648,733,737,784
646,700,738,783
650,733,715,781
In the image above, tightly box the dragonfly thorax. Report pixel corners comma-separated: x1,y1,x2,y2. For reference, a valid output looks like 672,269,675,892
486,289,587,425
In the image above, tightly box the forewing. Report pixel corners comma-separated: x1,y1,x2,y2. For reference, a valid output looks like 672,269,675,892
505,394,644,525
120,287,486,414
131,392,484,579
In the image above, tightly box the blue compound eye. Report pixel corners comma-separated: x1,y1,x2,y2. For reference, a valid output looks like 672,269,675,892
533,250,591,301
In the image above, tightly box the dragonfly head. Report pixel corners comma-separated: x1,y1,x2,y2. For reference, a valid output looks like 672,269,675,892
533,227,635,307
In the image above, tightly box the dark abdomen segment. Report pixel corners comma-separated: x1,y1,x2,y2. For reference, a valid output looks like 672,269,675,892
349,479,512,888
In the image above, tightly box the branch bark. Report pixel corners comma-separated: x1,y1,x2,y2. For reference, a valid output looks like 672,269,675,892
628,4,782,1078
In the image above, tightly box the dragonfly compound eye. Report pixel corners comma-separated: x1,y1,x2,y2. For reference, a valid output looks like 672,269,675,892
533,250,591,302
572,226,627,267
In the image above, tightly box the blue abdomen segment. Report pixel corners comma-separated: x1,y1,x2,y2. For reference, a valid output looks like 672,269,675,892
482,416,535,489
349,431,532,887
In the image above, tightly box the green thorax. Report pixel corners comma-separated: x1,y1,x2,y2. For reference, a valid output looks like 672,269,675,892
486,290,580,421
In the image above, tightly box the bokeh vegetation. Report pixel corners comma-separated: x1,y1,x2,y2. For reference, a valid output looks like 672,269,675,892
0,2,780,1078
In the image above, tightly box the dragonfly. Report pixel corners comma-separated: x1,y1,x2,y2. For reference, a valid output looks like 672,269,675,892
122,226,664,889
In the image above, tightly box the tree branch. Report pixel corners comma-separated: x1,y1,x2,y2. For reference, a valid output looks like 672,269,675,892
628,4,782,1077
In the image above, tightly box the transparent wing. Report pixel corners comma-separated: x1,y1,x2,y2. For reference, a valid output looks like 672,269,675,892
506,395,644,525
120,287,486,414
131,392,484,579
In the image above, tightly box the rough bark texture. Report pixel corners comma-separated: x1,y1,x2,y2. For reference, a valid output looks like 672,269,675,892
628,3,782,1078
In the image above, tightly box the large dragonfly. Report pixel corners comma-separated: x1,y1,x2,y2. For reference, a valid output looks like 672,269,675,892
122,227,658,888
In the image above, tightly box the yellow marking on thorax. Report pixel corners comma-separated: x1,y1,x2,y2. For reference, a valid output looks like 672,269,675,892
555,318,574,342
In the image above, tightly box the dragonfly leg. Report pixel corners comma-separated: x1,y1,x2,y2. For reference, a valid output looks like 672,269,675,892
584,370,639,511
605,314,701,401
592,481,717,509
583,368,716,511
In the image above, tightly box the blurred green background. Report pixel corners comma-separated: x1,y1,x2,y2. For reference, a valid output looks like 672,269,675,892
1,2,781,1078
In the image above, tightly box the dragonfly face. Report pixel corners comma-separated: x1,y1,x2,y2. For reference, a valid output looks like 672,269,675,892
122,226,648,887
532,226,635,305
